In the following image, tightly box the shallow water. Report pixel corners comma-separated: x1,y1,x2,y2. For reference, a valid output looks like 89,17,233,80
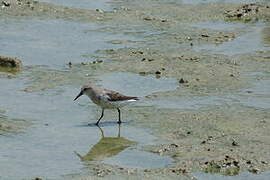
100,72,178,97
194,22,270,56
0,19,136,67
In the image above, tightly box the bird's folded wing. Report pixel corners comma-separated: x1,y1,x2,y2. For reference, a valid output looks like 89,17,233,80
104,89,138,101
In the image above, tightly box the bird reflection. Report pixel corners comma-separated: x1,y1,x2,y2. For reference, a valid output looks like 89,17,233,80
75,124,136,161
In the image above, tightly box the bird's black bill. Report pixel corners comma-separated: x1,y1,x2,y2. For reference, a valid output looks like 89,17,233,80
74,91,83,101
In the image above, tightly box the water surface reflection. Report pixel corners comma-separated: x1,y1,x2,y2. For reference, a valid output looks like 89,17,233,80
75,124,136,161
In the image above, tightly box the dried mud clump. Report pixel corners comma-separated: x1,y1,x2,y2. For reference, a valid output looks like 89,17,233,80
0,56,22,69
225,3,270,21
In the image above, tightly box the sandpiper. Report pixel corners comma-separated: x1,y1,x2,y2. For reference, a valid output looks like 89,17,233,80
74,83,139,125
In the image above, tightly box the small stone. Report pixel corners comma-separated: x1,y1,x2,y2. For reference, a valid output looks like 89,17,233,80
170,143,178,148
96,9,104,13
143,17,153,21
201,34,209,37
246,160,252,164
179,78,188,84
232,140,239,146
139,72,146,76
34,178,43,180
261,161,268,164
155,71,161,75
237,13,242,18
68,62,72,66
2,1,10,7
248,168,260,174
233,160,239,166
179,78,185,84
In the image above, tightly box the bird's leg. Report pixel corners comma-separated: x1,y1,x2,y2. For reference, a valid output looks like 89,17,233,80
117,123,121,137
95,108,104,126
117,108,121,124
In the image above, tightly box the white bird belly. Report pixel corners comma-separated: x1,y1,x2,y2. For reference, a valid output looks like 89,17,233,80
98,99,135,109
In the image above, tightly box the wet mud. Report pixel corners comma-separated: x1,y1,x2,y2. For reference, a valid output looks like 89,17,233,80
1,0,270,180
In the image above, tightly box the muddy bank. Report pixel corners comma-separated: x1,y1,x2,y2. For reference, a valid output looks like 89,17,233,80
132,105,270,173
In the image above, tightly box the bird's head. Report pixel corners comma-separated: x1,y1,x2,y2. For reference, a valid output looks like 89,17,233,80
74,83,94,101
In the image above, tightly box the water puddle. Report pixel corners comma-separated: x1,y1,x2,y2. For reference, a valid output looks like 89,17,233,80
194,171,270,180
99,72,178,97
193,22,270,56
38,0,112,11
0,19,136,67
